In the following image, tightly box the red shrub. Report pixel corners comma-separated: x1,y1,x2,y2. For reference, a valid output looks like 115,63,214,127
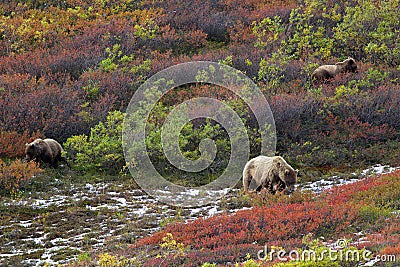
0,130,43,158
134,201,358,265
0,82,83,141
380,241,400,258
132,172,400,266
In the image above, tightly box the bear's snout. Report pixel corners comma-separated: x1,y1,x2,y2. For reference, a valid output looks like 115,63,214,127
284,185,295,195
25,152,33,161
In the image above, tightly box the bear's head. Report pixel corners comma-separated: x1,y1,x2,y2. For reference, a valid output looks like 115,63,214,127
25,139,44,161
282,168,298,194
274,157,298,194
336,57,357,73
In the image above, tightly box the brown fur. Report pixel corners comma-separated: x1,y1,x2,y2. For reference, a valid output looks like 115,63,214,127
25,138,65,167
311,57,357,81
242,156,298,194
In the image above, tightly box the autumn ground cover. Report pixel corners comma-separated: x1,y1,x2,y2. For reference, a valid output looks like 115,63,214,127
1,0,400,266
68,170,400,266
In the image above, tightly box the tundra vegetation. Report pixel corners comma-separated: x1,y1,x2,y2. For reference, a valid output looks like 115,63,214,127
0,0,399,266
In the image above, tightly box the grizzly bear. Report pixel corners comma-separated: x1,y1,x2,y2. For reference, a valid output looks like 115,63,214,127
242,156,298,194
25,138,65,167
311,57,357,81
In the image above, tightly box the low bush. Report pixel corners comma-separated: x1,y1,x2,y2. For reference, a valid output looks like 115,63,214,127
0,158,43,194
64,110,125,175
0,130,43,158
130,171,400,266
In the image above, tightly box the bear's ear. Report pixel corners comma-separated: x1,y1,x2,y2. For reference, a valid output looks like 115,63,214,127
295,169,299,174
285,169,290,175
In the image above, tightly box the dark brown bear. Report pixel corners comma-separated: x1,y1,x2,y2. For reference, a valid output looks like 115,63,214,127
25,138,65,167
311,57,357,81
242,156,298,194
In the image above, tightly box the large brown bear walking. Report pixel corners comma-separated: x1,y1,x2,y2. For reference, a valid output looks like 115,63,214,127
242,156,298,194
25,138,65,167
311,57,357,81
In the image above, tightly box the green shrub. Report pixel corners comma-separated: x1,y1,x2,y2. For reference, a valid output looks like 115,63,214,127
333,0,400,65
99,44,122,72
64,110,125,175
358,205,391,224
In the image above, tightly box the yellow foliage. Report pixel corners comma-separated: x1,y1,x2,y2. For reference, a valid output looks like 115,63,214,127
160,233,187,258
0,159,43,192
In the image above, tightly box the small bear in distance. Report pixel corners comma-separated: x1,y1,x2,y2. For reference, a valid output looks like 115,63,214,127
25,138,67,168
311,57,357,81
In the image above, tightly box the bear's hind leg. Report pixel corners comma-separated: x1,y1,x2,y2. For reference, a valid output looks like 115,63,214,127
243,167,253,192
